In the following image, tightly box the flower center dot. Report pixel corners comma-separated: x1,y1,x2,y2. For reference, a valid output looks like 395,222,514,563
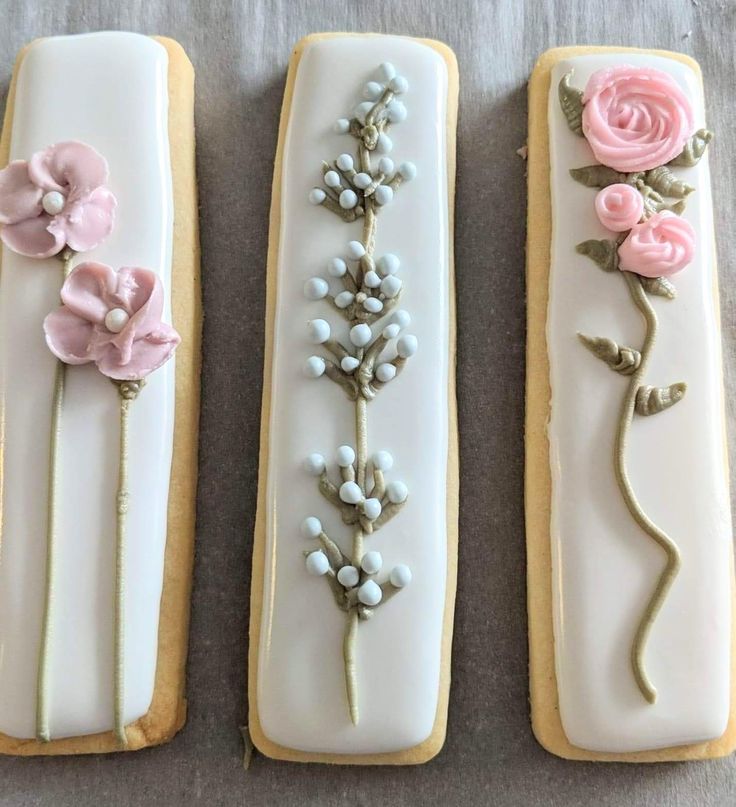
104,308,130,333
41,191,65,216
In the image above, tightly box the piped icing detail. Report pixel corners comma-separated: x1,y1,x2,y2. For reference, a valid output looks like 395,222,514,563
560,65,711,704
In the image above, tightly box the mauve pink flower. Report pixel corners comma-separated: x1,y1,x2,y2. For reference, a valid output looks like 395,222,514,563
0,141,116,258
43,262,180,381
618,211,695,278
582,66,694,173
594,183,644,232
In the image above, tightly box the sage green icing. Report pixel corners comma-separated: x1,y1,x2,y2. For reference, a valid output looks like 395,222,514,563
669,128,713,167
558,72,584,136
576,238,619,272
569,165,628,188
635,382,687,416
644,165,694,198
578,334,641,375
641,276,677,299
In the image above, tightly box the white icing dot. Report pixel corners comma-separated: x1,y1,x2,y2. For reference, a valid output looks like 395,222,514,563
372,450,394,471
364,270,381,288
380,275,402,298
42,190,65,216
350,323,372,347
354,101,374,124
386,101,407,123
358,579,382,606
337,565,360,588
354,172,372,190
387,480,409,504
363,81,383,100
300,516,323,539
376,133,393,154
389,75,409,94
104,308,130,333
306,551,330,576
304,356,326,378
382,323,400,339
397,334,418,358
303,453,326,476
374,185,394,206
324,170,341,188
334,290,355,309
339,481,363,505
339,189,358,209
390,564,412,588
391,309,411,329
375,363,396,383
377,254,400,275
399,161,417,181
327,257,347,277
377,62,396,82
333,118,350,134
378,157,394,175
341,356,360,373
308,188,326,205
304,277,329,300
336,445,356,467
307,318,330,344
337,153,354,171
361,550,383,575
362,498,382,521
363,297,383,314
346,240,366,260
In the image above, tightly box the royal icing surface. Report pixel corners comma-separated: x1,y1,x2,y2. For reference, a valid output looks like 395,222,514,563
547,53,732,752
0,32,174,739
257,35,450,754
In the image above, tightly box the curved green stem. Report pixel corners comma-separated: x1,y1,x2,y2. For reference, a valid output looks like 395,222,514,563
616,272,682,703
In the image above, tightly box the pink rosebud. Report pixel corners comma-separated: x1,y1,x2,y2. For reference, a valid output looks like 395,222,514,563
0,141,116,259
43,261,180,380
582,66,694,173
618,212,695,278
594,183,644,232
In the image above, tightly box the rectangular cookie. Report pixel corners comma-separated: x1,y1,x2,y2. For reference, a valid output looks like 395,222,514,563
526,46,736,761
0,32,200,754
249,33,458,764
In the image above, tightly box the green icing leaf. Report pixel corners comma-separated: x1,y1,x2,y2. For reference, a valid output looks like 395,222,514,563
669,129,713,167
559,72,584,136
578,334,641,375
576,238,619,272
644,166,694,199
569,165,627,188
635,383,687,416
640,276,677,299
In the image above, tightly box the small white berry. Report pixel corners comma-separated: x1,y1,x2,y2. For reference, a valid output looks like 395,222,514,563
389,75,408,94
382,323,400,339
354,172,372,190
374,185,394,206
300,516,322,539
372,450,394,471
363,81,383,100
336,445,356,467
304,356,326,378
376,133,393,154
375,363,396,383
377,62,396,82
339,481,363,505
397,334,418,358
334,290,355,309
386,101,407,123
355,291,367,303
307,319,330,344
354,101,374,124
390,564,412,588
333,118,350,134
104,308,130,333
341,356,360,373
337,565,360,588
339,189,358,209
377,254,400,275
380,275,402,298
391,309,411,329
364,270,381,288
350,323,372,347
306,551,330,576
308,188,326,205
378,157,394,175
399,161,417,181
42,190,65,216
363,297,383,314
324,170,341,188
361,550,383,575
337,154,354,172
304,277,329,300
387,480,409,504
346,240,365,260
358,579,383,606
362,498,382,521
327,257,347,277
303,453,326,476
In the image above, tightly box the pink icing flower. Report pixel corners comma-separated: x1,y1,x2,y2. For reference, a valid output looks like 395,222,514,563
594,183,644,232
43,261,180,380
0,141,116,259
618,211,695,278
582,66,694,173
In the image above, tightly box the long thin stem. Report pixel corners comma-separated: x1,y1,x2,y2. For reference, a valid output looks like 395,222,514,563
36,248,74,742
343,608,359,726
616,272,682,704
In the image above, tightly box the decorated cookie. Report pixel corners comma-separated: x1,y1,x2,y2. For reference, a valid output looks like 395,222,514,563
526,48,734,760
249,34,458,764
0,32,200,754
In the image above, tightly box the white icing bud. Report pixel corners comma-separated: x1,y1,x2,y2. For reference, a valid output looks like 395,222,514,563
377,253,400,275
354,172,372,190
300,516,322,539
399,161,417,181
389,75,409,94
364,270,381,288
337,153,354,171
382,323,400,339
374,185,394,206
42,190,65,215
386,101,407,123
303,453,326,476
336,445,356,467
333,118,350,134
304,277,329,300
358,579,383,606
363,81,383,100
304,356,326,378
397,334,418,358
341,356,360,373
334,291,355,309
339,189,358,209
361,550,383,575
362,498,382,521
306,551,330,576
375,363,396,383
391,309,411,329
104,308,129,333
378,157,394,175
324,170,341,188
363,297,383,314
339,481,363,504
377,62,396,82
327,257,347,277
376,133,393,154
390,564,412,588
372,450,394,471
387,480,408,504
380,275,402,298
307,318,330,344
308,188,326,205
350,323,372,347
346,240,365,260
337,565,360,588
354,101,374,124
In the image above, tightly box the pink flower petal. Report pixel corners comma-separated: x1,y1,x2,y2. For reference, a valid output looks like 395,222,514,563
55,186,116,253
1,214,64,258
28,141,109,195
115,267,165,328
96,324,180,380
43,306,96,364
0,160,43,224
60,261,118,323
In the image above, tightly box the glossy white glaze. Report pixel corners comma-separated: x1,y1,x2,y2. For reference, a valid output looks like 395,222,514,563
0,32,174,739
257,36,450,754
547,53,732,752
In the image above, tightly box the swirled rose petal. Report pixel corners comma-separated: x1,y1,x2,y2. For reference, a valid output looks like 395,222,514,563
594,183,644,232
618,211,695,277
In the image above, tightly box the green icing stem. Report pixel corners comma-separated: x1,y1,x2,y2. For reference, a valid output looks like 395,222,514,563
616,272,682,704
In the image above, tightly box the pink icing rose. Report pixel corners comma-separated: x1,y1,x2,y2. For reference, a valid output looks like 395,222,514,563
0,141,116,259
582,66,695,173
43,261,180,380
618,211,695,278
594,183,644,232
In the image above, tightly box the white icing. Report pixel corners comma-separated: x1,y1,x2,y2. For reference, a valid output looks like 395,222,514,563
547,53,732,752
0,33,174,739
257,36,450,754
